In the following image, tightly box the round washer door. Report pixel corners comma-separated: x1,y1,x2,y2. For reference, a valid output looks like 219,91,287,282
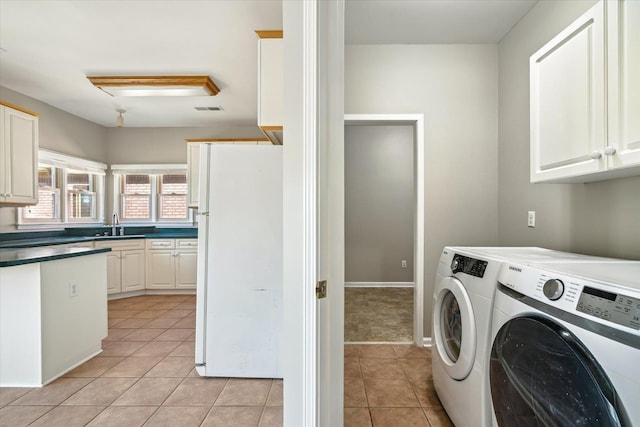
432,276,476,380
490,316,630,427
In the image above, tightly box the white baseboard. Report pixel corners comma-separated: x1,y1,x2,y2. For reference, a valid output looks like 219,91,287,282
108,289,196,300
344,282,414,288
345,341,414,345
422,337,433,348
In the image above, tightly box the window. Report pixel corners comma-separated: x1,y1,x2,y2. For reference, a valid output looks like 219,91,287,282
67,171,97,220
112,165,190,224
23,166,60,220
121,174,152,220
19,150,106,227
159,174,188,219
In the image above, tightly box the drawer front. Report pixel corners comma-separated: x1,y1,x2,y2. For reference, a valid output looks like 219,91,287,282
146,239,175,250
176,239,198,249
94,239,145,251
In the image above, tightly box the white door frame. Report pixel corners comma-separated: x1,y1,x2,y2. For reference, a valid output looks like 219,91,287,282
344,114,425,346
282,1,345,426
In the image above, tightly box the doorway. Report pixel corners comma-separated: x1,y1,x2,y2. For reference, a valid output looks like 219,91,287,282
344,114,425,347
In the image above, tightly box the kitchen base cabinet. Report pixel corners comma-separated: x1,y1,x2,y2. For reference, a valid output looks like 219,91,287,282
175,249,197,289
95,239,145,295
147,249,176,289
0,253,107,386
146,239,197,290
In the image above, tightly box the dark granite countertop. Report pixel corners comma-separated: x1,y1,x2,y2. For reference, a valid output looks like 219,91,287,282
0,246,112,268
0,227,197,249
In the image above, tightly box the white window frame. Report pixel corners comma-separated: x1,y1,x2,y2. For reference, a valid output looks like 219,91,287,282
111,164,192,226
18,150,106,229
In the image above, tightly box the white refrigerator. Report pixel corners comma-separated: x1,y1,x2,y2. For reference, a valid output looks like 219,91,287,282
195,144,283,378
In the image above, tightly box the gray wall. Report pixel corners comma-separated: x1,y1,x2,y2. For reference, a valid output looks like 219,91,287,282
345,44,500,335
497,0,640,260
1,86,108,162
345,125,414,283
0,85,267,232
1,86,108,232
105,126,265,164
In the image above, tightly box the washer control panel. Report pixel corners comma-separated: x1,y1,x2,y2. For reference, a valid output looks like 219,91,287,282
451,254,488,278
577,287,640,330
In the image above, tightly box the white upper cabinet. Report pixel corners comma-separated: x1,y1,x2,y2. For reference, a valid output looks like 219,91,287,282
256,31,283,145
607,0,640,170
187,142,200,209
530,0,640,183
0,102,39,205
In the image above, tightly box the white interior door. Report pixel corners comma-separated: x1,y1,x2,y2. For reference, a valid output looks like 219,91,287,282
205,145,283,378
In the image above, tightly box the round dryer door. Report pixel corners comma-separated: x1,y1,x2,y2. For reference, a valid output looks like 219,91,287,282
490,316,630,427
433,276,476,380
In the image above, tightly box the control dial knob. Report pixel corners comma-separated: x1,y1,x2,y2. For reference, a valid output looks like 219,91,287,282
543,279,565,301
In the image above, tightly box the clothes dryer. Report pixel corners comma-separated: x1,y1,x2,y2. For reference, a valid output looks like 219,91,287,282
432,247,625,427
489,261,640,426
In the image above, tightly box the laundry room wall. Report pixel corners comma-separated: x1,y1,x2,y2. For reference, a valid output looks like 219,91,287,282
345,124,414,283
345,44,499,337
497,0,640,260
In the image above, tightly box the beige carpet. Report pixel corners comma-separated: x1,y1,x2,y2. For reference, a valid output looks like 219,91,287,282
345,287,413,342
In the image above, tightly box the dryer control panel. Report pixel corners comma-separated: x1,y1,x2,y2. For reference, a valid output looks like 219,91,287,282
577,287,640,330
452,254,488,278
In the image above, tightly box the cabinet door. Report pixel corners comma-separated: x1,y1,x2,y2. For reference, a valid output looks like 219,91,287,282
1,106,38,204
121,250,145,292
257,36,283,145
187,143,200,209
105,252,122,294
607,0,640,169
146,250,175,289
530,2,606,183
175,250,197,289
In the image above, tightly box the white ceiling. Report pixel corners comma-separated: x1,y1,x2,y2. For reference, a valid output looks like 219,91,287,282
0,0,536,128
346,0,537,44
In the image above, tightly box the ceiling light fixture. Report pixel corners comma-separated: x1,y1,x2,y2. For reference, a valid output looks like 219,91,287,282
87,75,220,97
116,109,126,127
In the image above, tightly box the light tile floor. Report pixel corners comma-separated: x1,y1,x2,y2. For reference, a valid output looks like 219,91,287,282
344,344,453,427
0,295,453,427
0,295,282,427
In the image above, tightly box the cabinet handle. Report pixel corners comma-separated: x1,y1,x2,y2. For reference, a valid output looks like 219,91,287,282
590,151,602,159
604,146,617,156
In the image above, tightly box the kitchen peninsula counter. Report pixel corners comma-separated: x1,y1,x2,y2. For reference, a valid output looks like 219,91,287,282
0,246,111,267
0,248,108,386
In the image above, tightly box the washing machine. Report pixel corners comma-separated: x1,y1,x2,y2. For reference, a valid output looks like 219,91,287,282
432,247,626,427
489,261,640,426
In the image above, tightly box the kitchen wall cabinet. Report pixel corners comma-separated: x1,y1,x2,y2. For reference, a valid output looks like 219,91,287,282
530,0,640,183
146,238,197,289
256,31,283,145
0,102,39,205
187,142,200,209
95,239,145,294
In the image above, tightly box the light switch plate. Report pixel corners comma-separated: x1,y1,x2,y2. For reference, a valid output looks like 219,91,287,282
527,211,535,228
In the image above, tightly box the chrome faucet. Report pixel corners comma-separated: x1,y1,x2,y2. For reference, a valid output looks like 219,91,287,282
112,212,120,236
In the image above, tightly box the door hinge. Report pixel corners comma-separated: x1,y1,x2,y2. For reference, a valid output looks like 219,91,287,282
316,280,327,299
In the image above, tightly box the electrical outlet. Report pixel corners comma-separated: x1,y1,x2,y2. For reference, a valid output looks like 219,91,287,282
528,211,536,228
401,260,407,268
69,282,79,297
